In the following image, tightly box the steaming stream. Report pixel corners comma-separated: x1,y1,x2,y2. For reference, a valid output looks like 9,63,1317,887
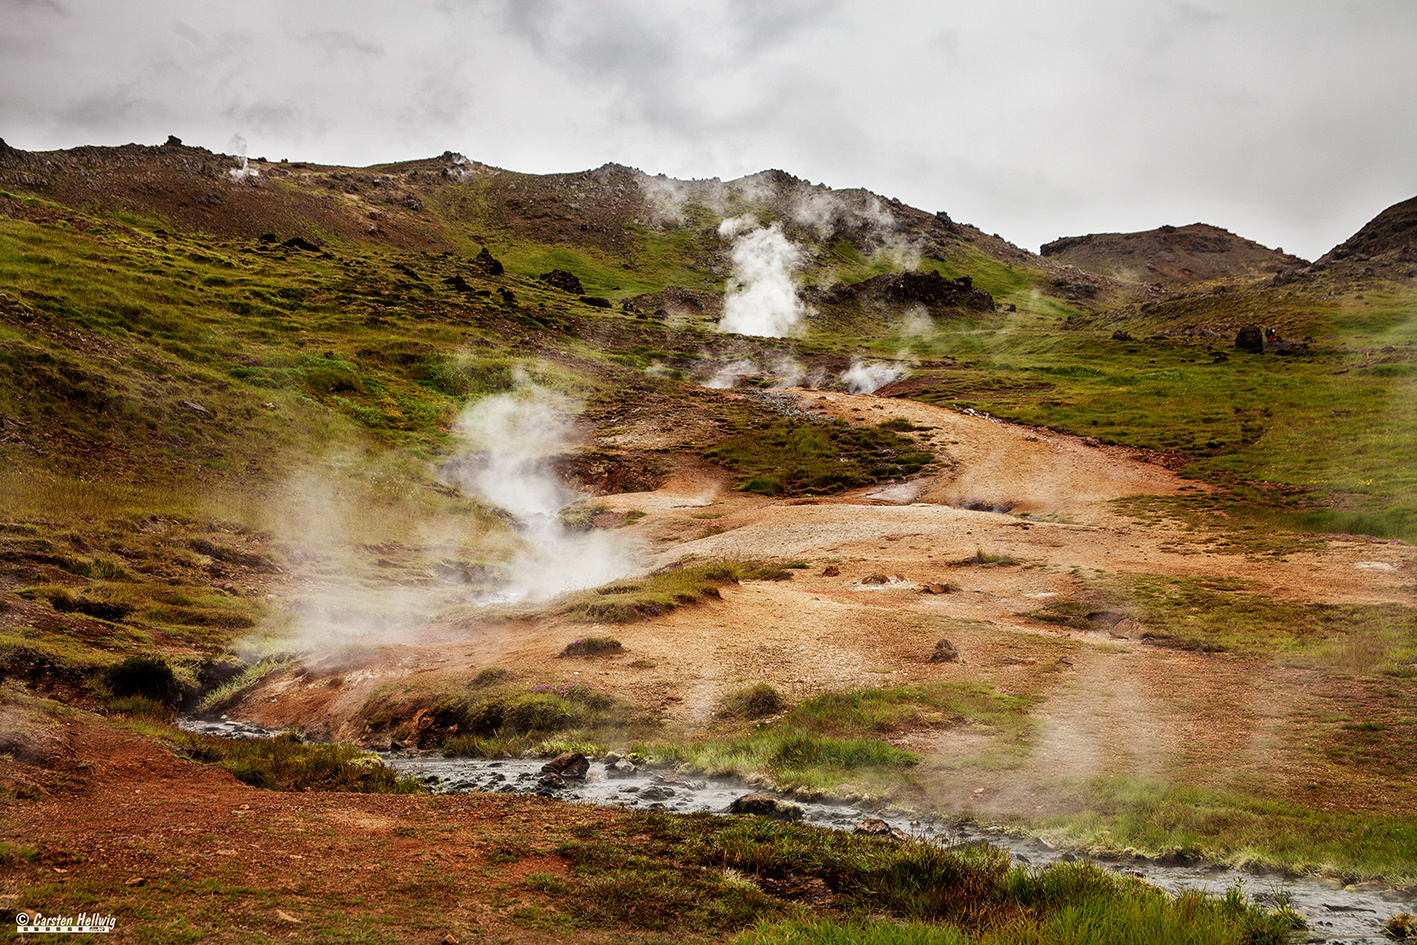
179,719,1413,941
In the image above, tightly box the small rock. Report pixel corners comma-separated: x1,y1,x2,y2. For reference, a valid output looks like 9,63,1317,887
727,793,804,822
919,582,953,595
928,638,960,663
861,572,891,585
639,785,675,801
605,759,637,778
538,772,565,789
854,817,909,840
124,876,146,887
821,566,841,576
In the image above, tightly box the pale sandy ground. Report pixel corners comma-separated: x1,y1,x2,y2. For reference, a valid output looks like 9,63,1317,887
236,390,1416,815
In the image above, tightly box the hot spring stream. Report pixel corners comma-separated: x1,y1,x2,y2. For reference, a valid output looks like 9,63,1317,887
181,719,1413,942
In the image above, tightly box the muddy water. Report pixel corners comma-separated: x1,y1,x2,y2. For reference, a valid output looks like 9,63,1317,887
178,720,1412,942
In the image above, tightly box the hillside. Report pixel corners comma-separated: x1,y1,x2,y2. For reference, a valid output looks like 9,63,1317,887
1039,222,1307,287
3,139,1417,942
1317,193,1417,268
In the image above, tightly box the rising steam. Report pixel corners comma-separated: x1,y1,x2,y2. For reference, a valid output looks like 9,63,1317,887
841,358,906,394
717,216,813,338
446,378,637,603
227,133,259,183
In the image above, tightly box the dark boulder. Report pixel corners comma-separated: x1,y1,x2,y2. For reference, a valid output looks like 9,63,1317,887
1234,325,1264,353
474,246,504,276
579,296,613,308
541,752,589,779
538,269,584,294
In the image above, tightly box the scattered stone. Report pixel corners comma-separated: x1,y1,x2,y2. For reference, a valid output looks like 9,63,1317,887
861,572,891,585
919,582,954,595
854,817,909,840
928,638,960,663
639,785,675,801
821,566,841,576
541,752,589,779
579,295,613,308
537,772,565,789
1111,330,1134,341
124,876,146,887
275,910,302,923
727,793,804,822
178,400,212,419
281,236,321,252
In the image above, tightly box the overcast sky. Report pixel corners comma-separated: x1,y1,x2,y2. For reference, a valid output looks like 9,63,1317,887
3,0,1414,260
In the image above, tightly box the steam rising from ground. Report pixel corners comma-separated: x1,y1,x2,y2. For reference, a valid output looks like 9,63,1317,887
227,133,258,183
447,379,637,603
717,216,813,338
841,358,906,394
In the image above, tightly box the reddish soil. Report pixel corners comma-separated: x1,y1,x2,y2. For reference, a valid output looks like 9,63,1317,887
228,391,1415,814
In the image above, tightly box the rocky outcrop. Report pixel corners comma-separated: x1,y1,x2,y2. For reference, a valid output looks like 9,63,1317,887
818,270,994,313
1041,223,1307,286
1318,195,1417,265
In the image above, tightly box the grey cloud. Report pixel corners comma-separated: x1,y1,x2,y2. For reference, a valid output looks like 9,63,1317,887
295,29,385,58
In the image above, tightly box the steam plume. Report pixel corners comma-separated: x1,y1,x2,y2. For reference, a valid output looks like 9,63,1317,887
840,358,905,394
447,378,637,603
227,133,258,183
717,218,812,338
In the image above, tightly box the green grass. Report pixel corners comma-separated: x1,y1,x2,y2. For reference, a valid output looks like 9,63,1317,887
709,418,935,495
173,730,421,793
562,560,794,623
1037,573,1417,667
657,681,1035,793
546,812,1300,944
1030,775,1417,883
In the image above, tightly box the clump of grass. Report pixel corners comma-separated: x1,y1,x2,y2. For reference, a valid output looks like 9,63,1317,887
471,666,513,687
402,681,658,756
101,654,188,708
1386,912,1416,940
175,731,421,793
718,683,784,720
562,560,791,623
559,636,625,658
957,548,1020,567
709,417,934,495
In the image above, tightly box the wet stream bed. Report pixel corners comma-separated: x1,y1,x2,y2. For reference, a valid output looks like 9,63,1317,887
180,720,1414,942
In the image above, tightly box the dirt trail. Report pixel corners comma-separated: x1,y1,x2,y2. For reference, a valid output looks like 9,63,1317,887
232,391,1416,812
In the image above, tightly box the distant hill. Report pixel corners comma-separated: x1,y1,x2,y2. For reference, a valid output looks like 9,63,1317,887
1317,194,1417,267
1039,223,1307,287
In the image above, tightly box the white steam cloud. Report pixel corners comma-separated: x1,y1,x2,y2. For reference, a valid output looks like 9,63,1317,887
448,378,637,603
717,218,813,338
841,358,906,394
